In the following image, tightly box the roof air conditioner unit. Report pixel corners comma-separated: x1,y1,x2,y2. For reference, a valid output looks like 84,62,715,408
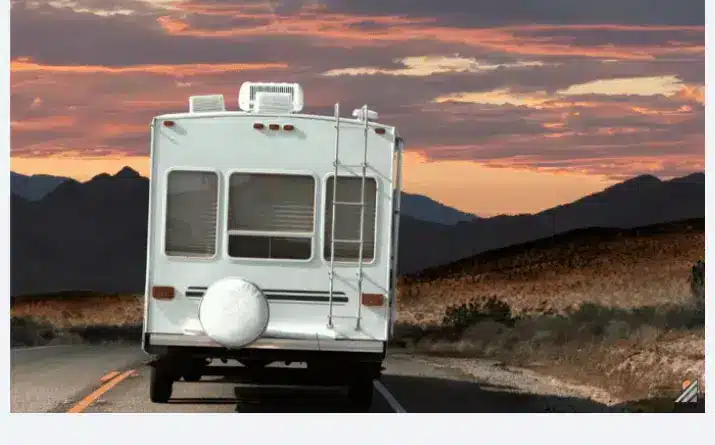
238,82,304,113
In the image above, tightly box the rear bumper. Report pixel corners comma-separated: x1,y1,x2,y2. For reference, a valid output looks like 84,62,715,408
145,332,386,354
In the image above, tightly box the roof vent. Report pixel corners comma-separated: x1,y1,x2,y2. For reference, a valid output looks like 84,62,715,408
353,108,379,121
254,92,294,114
238,82,304,113
189,94,226,113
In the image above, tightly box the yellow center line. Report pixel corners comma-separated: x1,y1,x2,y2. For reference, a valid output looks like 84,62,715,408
67,369,136,413
99,371,120,383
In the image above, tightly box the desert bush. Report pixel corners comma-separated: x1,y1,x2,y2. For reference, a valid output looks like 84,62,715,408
689,259,705,315
441,296,514,332
68,324,142,344
10,316,57,347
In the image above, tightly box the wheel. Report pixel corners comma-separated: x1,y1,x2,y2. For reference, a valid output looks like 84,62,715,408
347,379,374,412
150,365,173,403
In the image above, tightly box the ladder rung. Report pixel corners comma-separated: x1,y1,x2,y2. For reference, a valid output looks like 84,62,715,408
335,163,368,168
333,238,362,244
333,201,364,206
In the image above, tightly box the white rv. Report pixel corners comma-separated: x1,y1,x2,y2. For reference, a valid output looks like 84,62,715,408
142,81,403,410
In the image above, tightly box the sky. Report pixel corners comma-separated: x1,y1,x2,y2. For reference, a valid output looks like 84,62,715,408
9,0,704,216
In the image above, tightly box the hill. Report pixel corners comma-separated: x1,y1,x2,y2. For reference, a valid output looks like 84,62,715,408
10,168,704,296
10,172,71,201
399,191,479,224
398,217,705,325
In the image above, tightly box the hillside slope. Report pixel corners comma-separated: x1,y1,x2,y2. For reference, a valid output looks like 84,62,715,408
398,218,704,325
10,169,704,296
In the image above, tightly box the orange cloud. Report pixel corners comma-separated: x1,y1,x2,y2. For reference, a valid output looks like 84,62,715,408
98,123,149,137
11,116,75,131
11,57,288,76
154,8,703,60
672,84,705,104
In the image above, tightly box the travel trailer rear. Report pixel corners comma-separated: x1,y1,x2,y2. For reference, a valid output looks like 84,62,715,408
141,81,403,410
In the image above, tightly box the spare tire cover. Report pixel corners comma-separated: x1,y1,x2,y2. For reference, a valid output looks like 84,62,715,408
198,277,270,349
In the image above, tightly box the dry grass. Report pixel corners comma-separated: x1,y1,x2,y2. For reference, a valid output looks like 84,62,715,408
397,228,703,326
10,294,144,347
9,221,705,407
11,295,143,328
394,223,705,403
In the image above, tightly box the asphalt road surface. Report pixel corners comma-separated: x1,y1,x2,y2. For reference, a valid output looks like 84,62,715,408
11,343,623,413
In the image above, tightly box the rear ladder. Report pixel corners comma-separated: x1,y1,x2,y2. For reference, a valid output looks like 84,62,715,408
327,103,371,331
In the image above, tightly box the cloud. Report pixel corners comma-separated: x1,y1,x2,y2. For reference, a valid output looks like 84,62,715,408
322,55,550,77
316,0,704,27
9,0,705,183
433,75,701,107
556,75,685,96
11,57,288,76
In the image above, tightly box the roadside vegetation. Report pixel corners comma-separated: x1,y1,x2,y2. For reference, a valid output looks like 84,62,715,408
10,221,705,408
394,223,705,404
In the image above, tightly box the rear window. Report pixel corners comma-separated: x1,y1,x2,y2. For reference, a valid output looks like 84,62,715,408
164,170,219,258
228,172,315,260
323,176,377,262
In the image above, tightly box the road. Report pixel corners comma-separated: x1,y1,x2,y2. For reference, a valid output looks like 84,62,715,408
10,344,619,413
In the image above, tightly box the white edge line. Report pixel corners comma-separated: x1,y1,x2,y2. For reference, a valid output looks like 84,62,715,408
373,380,406,413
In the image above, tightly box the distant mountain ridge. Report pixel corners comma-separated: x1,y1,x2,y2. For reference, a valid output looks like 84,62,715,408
10,172,71,201
398,191,479,224
10,168,479,225
10,168,704,296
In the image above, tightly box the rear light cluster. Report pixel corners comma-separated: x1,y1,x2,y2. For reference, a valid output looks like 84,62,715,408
152,286,175,300
253,123,385,134
254,123,295,131
361,293,384,307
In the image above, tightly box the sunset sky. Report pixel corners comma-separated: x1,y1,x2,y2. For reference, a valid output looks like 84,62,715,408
9,0,704,216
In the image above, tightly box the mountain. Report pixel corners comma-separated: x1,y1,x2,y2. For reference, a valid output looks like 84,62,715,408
10,168,705,296
11,168,149,296
399,191,479,225
10,172,70,201
9,169,471,225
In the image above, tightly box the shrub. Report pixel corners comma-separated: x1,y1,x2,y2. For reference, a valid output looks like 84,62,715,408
442,296,514,332
689,259,705,316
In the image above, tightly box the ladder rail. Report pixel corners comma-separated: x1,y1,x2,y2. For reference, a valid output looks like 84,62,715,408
389,137,404,337
327,103,372,332
327,102,340,329
354,104,370,330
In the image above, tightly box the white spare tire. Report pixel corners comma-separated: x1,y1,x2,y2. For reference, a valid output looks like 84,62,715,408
198,277,270,349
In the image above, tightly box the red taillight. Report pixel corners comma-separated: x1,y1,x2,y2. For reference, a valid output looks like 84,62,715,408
361,293,384,307
163,120,175,128
152,286,175,300
283,124,295,131
254,123,265,130
374,127,386,135
269,124,280,131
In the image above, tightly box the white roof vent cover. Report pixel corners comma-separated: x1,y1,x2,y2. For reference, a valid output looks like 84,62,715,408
353,108,379,121
238,82,304,113
189,94,226,113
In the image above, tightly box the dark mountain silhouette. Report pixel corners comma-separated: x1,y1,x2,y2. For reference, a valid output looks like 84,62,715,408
399,191,479,225
10,172,71,201
10,169,475,225
10,168,705,296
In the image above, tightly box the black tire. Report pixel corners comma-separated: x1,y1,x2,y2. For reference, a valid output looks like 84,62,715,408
150,365,173,403
347,379,374,412
182,359,206,382
182,369,202,382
